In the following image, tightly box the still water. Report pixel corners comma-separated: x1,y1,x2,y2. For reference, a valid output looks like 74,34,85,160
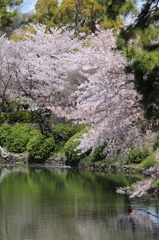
0,166,159,240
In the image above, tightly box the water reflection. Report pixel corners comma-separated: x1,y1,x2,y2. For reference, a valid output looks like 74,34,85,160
0,166,159,240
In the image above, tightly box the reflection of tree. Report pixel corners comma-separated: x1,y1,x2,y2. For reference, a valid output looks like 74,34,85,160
0,167,158,240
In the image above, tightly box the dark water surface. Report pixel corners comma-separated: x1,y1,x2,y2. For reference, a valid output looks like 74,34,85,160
0,165,159,240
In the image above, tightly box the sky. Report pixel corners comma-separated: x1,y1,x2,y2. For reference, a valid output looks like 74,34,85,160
20,0,37,13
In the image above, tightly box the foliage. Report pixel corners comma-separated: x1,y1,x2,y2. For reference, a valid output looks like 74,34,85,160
91,142,107,162
138,153,157,169
27,135,55,163
0,122,55,162
97,0,137,20
118,0,159,119
9,26,37,41
153,178,159,187
80,142,107,165
5,124,33,153
0,0,23,36
33,0,124,34
58,0,122,34
33,0,59,29
0,110,48,124
125,147,150,164
0,112,7,122
64,129,88,165
0,124,12,147
153,134,159,151
5,111,33,123
51,123,87,138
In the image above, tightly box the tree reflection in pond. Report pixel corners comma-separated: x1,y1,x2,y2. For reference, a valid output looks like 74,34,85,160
0,166,159,240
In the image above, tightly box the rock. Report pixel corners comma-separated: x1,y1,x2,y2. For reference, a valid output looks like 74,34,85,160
0,146,28,165
116,187,131,195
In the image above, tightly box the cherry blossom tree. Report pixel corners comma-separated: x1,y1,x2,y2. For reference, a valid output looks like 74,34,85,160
0,24,145,161
7,25,86,108
0,35,18,110
65,30,145,161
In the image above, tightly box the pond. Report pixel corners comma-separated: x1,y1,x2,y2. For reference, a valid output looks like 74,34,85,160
0,165,159,240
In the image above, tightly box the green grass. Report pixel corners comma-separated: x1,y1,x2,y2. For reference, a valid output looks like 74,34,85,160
138,153,157,169
153,178,159,187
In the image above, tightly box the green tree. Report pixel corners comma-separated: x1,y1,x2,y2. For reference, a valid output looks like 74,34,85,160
59,0,104,33
33,0,59,29
118,0,159,119
59,0,123,33
97,0,137,20
0,0,23,35
32,0,126,33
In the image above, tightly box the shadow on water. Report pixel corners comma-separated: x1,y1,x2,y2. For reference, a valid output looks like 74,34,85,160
0,165,159,240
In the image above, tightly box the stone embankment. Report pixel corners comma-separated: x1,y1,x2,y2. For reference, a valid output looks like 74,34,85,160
0,146,67,166
0,146,28,165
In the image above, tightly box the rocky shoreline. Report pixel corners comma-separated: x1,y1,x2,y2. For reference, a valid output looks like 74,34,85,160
116,165,159,199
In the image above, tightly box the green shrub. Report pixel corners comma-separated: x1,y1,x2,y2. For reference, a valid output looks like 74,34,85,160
27,135,55,163
0,112,7,123
52,123,88,157
91,143,107,162
153,178,159,187
0,110,45,124
64,129,88,166
125,147,149,164
153,134,159,151
7,111,21,123
6,111,38,123
138,153,157,169
19,111,35,123
29,129,42,138
5,124,33,153
0,124,12,147
51,123,87,138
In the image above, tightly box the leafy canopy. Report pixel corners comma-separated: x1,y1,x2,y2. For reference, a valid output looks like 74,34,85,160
118,0,159,119
32,0,126,33
0,0,23,35
33,0,59,29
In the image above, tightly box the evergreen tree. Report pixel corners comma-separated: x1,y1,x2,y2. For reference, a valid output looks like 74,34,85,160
0,0,23,35
32,0,126,33
118,0,159,119
97,0,137,20
33,0,59,29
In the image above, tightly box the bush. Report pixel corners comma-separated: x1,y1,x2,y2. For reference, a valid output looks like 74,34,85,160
27,135,55,163
51,123,87,138
138,153,157,169
153,134,159,151
0,124,12,147
5,124,33,153
0,111,46,124
52,123,88,156
0,123,55,162
91,143,107,162
125,147,149,164
6,111,38,123
153,178,159,187
0,112,7,123
64,129,88,166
